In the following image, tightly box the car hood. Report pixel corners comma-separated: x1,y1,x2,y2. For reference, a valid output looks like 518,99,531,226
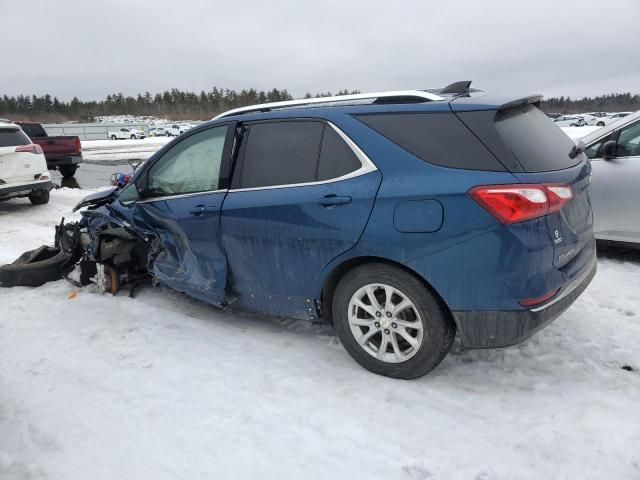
73,187,118,211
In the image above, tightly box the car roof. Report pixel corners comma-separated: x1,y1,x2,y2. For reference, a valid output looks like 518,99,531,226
0,119,21,129
206,86,542,126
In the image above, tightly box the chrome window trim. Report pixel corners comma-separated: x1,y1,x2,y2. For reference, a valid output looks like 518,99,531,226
228,122,377,193
137,189,226,204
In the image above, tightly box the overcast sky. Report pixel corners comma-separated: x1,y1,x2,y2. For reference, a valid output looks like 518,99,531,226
3,0,639,101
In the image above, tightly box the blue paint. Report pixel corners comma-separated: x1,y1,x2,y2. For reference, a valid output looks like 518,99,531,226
393,200,444,233
77,90,595,331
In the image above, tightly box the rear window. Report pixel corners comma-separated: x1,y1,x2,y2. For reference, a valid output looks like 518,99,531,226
17,123,47,138
494,105,579,172
0,128,31,147
356,112,506,171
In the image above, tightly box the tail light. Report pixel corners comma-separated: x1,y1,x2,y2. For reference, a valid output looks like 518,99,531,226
470,183,574,224
15,144,43,155
75,137,82,154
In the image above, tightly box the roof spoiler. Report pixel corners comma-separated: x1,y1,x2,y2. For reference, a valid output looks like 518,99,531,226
498,95,543,110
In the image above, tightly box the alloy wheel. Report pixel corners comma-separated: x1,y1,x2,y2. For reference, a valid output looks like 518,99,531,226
348,283,424,363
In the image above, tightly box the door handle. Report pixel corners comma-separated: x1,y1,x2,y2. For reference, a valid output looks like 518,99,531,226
188,205,217,216
316,195,352,207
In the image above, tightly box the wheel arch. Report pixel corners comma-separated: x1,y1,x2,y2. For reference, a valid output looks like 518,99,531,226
319,255,455,329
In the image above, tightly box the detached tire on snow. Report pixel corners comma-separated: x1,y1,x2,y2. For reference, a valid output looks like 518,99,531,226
0,246,71,288
332,263,455,379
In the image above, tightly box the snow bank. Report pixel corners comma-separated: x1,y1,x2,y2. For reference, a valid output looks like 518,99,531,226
0,189,639,480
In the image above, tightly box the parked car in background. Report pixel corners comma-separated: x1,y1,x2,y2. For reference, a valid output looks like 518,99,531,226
109,128,146,140
0,120,52,204
15,121,82,178
553,115,587,127
576,114,601,126
67,84,596,379
580,109,640,246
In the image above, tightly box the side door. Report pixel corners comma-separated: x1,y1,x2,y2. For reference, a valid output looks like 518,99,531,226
588,120,640,243
221,119,381,319
130,123,235,304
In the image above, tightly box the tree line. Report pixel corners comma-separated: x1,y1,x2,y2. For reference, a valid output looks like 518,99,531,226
0,88,637,123
0,88,359,123
540,93,640,114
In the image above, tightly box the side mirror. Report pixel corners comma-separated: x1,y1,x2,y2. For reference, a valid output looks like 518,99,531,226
118,183,140,205
601,140,617,160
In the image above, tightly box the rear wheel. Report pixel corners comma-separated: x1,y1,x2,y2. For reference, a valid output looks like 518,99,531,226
29,190,49,205
597,121,605,126
111,135,117,140
165,131,171,137
332,263,455,379
59,165,77,178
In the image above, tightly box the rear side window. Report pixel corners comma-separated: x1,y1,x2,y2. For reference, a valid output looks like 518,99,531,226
238,121,324,188
0,128,31,147
17,123,47,138
494,105,578,172
356,112,505,171
317,126,361,181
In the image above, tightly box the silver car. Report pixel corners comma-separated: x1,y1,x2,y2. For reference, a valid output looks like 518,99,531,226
580,110,640,246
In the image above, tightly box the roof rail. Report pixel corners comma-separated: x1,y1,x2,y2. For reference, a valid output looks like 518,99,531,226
213,90,444,120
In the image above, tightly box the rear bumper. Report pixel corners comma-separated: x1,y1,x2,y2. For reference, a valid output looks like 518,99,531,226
46,155,82,167
0,180,53,198
453,253,597,348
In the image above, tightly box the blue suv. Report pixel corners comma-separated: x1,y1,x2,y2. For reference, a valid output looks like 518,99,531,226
68,82,596,379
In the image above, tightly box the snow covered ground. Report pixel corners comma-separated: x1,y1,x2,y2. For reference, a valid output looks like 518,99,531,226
0,188,639,480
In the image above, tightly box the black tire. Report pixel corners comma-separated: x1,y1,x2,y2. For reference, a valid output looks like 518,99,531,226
570,123,577,127
165,131,171,137
597,122,605,127
332,263,455,379
29,190,49,205
0,246,71,288
59,165,77,178
131,135,136,139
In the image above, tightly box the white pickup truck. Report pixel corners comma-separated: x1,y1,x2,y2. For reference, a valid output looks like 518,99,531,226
108,128,146,140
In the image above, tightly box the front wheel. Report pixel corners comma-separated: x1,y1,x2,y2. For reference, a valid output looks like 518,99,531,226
59,165,77,178
165,131,171,137
111,135,117,140
332,263,455,379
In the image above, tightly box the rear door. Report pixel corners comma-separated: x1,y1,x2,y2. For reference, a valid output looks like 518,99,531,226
588,120,640,243
0,127,42,183
130,123,235,304
221,119,381,319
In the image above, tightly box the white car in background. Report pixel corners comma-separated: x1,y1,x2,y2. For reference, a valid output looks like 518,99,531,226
0,120,52,205
108,128,146,140
553,115,587,127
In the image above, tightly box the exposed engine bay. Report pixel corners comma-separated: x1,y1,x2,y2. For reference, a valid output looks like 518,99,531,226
56,206,153,296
